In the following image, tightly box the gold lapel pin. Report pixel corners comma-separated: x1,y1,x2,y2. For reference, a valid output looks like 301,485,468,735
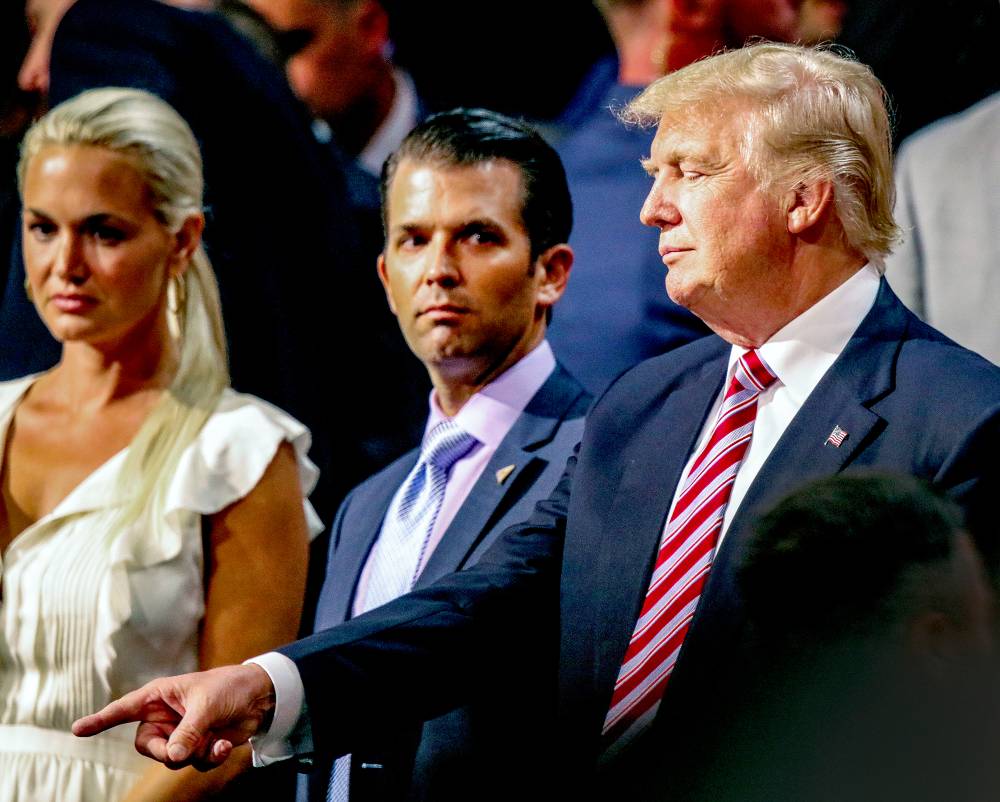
495,464,516,485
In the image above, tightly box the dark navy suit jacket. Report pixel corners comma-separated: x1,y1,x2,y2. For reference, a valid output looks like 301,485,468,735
305,363,590,802
282,281,1000,800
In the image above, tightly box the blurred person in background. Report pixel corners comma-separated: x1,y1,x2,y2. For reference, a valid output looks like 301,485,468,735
247,0,422,177
885,91,1000,366
0,87,319,801
795,0,848,44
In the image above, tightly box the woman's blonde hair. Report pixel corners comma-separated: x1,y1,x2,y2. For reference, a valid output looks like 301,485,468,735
18,87,229,526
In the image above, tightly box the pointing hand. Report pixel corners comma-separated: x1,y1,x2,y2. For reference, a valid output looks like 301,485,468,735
72,664,276,770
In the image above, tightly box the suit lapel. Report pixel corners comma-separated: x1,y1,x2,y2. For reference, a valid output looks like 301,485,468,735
727,279,903,541
315,455,417,628
414,365,587,588
591,348,729,695
698,279,906,651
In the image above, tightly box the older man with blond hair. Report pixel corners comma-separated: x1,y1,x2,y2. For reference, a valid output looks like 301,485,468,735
75,43,1000,801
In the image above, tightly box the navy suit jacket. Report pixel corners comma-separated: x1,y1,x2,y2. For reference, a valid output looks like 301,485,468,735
304,363,589,802
300,365,591,802
282,281,1000,800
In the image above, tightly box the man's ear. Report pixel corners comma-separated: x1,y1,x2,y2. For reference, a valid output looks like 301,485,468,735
169,213,205,277
354,0,390,59
534,243,573,312
786,181,835,235
376,253,398,315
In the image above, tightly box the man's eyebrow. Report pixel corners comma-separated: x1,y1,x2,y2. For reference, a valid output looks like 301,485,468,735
391,221,426,233
458,217,503,232
640,157,655,176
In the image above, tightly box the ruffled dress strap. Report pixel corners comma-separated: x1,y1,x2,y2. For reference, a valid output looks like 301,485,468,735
163,389,324,536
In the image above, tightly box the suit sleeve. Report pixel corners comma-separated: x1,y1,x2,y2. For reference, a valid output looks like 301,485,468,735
278,445,578,761
934,401,1000,572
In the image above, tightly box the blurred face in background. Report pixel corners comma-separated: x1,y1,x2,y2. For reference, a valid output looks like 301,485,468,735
722,0,802,45
795,0,848,44
249,0,387,121
18,0,77,103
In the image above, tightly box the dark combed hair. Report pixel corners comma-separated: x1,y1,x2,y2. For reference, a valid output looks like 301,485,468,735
380,107,572,258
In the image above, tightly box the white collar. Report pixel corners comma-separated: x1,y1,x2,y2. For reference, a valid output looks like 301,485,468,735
729,264,881,403
426,341,556,449
360,68,418,176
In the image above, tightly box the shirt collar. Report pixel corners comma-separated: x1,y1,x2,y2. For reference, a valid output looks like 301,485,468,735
426,340,556,449
360,68,419,176
729,264,881,403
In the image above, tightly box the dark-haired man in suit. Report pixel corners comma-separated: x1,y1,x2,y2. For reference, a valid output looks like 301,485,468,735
302,107,588,801
74,43,1000,802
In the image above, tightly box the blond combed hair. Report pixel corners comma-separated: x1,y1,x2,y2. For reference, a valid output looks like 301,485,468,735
18,87,229,528
622,42,900,270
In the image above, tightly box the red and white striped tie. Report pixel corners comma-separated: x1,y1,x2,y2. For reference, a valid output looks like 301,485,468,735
602,349,779,752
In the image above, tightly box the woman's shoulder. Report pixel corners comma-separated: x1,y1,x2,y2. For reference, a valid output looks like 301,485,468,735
164,389,319,523
206,389,311,441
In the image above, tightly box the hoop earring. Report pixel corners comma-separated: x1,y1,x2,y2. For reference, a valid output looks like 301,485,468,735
167,273,187,315
167,273,187,339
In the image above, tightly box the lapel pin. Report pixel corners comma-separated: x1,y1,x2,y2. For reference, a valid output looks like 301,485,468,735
495,464,516,485
824,425,848,448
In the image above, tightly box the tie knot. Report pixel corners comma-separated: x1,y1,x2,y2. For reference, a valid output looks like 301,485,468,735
731,349,779,396
421,420,479,472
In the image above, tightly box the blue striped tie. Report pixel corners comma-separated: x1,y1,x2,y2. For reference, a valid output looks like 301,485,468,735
327,419,479,801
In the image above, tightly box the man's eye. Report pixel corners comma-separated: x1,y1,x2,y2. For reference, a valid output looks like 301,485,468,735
398,234,426,249
27,221,56,240
467,230,500,245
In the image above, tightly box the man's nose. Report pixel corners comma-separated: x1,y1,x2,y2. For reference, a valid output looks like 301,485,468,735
424,241,461,287
640,184,681,230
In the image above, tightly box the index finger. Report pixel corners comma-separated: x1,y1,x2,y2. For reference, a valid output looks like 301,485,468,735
72,687,161,737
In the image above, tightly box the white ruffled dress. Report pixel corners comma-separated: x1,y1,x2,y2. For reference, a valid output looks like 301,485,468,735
0,377,322,801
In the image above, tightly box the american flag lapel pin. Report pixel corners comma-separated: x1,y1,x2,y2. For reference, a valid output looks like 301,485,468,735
824,425,848,447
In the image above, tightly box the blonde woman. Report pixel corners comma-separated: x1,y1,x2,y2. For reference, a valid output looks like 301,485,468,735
0,87,320,800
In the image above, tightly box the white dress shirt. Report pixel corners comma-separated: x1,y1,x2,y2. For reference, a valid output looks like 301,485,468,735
352,341,556,614
249,341,556,764
359,68,419,176
665,264,881,546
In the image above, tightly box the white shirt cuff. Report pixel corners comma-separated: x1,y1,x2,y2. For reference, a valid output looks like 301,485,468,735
245,652,308,767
